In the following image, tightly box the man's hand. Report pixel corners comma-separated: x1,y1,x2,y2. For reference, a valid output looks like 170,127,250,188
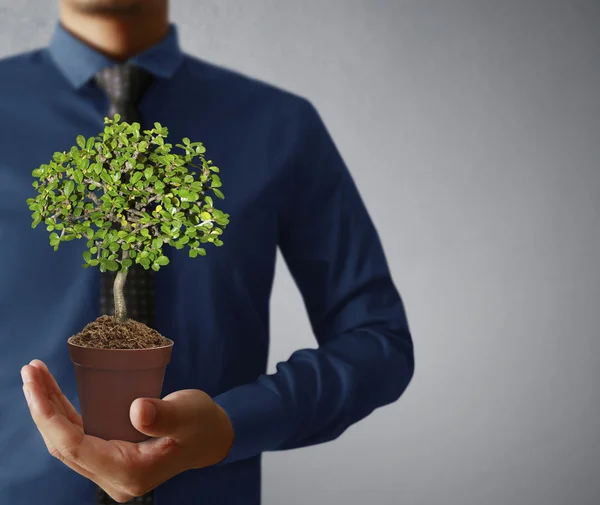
21,360,234,503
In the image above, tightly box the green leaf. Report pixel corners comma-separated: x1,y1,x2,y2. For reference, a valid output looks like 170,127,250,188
73,171,84,185
76,135,85,149
211,174,222,188
212,188,224,199
83,251,92,263
152,238,163,249
131,172,143,184
178,190,198,202
78,158,90,171
107,260,119,271
200,212,212,221
144,166,153,179
64,180,75,197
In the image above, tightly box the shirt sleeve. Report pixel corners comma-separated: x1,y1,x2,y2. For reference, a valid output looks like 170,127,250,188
213,99,415,465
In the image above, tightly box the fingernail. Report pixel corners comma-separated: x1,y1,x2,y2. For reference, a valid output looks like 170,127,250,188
21,367,28,384
142,401,156,426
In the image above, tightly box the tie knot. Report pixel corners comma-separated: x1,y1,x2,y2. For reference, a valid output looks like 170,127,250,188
94,64,153,107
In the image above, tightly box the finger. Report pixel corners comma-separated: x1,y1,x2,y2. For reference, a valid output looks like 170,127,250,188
22,366,54,418
22,365,87,461
24,374,129,479
22,364,70,425
22,378,92,467
23,376,84,452
29,360,83,427
22,367,144,499
130,390,200,439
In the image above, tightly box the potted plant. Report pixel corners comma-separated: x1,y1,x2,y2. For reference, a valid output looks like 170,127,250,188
26,115,229,442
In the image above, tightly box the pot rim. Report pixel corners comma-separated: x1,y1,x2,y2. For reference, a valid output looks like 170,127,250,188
67,336,174,352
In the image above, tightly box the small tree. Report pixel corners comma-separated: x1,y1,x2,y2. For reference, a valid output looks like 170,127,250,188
27,115,230,322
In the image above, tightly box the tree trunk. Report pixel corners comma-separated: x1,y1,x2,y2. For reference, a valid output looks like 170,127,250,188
114,251,129,322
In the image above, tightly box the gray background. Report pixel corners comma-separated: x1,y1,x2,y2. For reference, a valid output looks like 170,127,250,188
2,1,599,504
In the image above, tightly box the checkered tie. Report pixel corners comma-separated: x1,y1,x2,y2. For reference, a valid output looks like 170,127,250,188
93,64,156,505
94,64,156,327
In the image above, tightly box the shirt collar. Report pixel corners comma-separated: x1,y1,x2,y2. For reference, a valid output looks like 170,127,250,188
47,22,184,89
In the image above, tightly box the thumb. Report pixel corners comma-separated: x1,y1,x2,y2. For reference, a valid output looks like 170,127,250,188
130,391,194,438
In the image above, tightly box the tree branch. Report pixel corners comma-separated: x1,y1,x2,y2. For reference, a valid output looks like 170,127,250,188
83,178,109,194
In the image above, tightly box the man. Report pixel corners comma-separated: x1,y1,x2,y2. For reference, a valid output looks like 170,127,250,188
1,0,414,503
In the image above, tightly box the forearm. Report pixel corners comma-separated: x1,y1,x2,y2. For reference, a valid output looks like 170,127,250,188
214,294,414,463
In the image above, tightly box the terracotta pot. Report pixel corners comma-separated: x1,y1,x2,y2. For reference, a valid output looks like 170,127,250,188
67,337,174,442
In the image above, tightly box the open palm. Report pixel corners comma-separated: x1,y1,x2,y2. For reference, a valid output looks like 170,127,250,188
21,360,209,502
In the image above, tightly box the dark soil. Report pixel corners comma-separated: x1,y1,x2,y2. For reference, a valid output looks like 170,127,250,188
69,315,171,350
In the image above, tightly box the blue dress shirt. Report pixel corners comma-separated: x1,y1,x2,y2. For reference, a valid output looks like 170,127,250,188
0,23,414,505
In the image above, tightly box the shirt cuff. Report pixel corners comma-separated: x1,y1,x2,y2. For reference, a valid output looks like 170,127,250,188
212,381,290,465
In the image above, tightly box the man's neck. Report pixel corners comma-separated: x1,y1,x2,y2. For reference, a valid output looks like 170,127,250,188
59,0,169,62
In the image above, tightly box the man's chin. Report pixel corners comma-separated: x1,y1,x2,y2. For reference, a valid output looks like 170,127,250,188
67,0,148,16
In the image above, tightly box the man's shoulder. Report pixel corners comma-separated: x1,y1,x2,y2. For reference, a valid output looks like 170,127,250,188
0,49,47,92
182,53,317,117
0,48,45,71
